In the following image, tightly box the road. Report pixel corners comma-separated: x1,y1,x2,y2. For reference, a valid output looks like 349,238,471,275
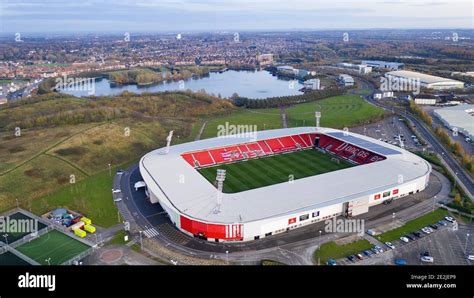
357,78,474,199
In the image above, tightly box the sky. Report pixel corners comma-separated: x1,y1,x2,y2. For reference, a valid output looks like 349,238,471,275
0,0,473,33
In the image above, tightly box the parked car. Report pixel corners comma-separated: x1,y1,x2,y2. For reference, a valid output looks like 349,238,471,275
374,245,384,253
400,236,409,243
444,216,455,223
394,258,407,266
437,220,448,226
405,234,414,241
385,242,395,249
113,197,122,202
356,253,364,260
371,248,380,254
366,229,377,236
421,256,434,263
412,231,422,238
421,227,431,234
327,258,337,266
112,188,121,194
347,255,355,262
363,250,372,257
467,255,474,261
429,224,438,230
116,169,125,174
426,227,434,233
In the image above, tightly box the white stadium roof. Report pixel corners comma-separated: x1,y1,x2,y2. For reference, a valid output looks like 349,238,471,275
140,127,431,224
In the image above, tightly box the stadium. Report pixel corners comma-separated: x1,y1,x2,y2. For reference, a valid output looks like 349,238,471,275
139,127,431,242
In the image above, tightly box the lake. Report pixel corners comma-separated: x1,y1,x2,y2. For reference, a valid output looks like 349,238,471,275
60,70,304,99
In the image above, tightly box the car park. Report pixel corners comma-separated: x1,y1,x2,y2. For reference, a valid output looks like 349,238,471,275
385,242,395,249
400,236,409,243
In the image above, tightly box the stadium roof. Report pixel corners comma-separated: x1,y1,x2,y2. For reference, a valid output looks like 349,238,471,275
434,104,474,138
140,127,431,224
386,70,463,85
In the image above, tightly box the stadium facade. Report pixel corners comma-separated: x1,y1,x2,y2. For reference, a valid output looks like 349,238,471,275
139,127,431,242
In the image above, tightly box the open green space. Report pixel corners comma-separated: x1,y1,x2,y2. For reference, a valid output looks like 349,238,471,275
314,239,373,265
198,149,354,193
196,95,385,139
376,209,449,243
31,165,125,227
285,95,385,129
16,230,90,265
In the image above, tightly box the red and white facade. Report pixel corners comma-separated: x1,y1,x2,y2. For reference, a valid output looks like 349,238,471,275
140,127,431,242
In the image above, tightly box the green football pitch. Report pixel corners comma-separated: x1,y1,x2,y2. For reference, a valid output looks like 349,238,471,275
15,230,91,265
198,149,355,193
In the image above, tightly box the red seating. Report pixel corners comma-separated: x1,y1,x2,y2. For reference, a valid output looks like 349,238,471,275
279,136,298,149
300,134,313,146
182,133,385,168
257,141,273,154
191,151,215,167
291,135,309,148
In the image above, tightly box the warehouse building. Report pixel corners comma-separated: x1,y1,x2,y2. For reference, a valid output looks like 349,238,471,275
433,104,474,139
386,70,465,90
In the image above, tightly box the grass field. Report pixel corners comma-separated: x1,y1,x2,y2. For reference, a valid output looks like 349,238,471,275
195,95,384,140
314,239,373,265
198,149,354,193
16,230,91,265
376,209,449,243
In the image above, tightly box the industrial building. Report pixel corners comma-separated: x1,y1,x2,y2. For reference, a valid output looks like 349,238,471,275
338,74,355,87
139,127,431,242
433,104,474,139
385,70,465,90
303,78,320,90
338,63,372,74
361,60,404,70
414,94,438,105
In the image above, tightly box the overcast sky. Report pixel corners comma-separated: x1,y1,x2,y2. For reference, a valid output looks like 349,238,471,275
1,0,472,33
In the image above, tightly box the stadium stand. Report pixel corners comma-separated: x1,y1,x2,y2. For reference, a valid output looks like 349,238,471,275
181,133,385,168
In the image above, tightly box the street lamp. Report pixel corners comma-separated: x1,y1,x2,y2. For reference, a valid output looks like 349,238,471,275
225,250,229,265
15,198,19,209
392,212,396,227
318,230,322,265
45,258,51,266
465,234,470,255
433,195,437,212
3,234,8,246
139,231,143,250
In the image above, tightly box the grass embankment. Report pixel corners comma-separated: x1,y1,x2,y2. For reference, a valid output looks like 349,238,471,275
376,209,449,243
314,239,373,265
